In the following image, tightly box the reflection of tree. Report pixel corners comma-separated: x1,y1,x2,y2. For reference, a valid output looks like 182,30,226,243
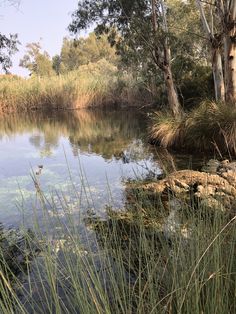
0,110,149,162
29,134,43,149
0,110,202,169
68,110,148,160
29,131,58,157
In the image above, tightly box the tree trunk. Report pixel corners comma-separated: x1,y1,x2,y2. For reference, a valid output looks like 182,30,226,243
212,47,225,102
225,29,236,103
196,0,226,102
163,65,181,117
151,0,181,117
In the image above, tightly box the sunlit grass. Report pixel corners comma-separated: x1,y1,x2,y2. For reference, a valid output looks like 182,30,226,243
0,60,150,114
150,101,236,155
0,60,116,113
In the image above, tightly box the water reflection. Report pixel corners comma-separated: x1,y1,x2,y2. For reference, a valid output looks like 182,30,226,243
0,109,205,227
0,109,161,226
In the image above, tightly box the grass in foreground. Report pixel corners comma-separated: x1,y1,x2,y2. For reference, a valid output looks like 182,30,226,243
151,101,236,155
0,179,235,313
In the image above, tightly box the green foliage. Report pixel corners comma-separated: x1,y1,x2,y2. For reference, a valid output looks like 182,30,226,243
57,32,118,73
19,42,55,77
52,55,61,75
176,64,214,108
0,33,19,73
69,0,209,106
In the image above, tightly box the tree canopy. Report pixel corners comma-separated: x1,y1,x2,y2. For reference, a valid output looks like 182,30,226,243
0,33,19,73
56,32,118,74
19,42,55,77
69,0,206,114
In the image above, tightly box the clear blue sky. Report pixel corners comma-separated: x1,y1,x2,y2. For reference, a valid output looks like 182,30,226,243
0,0,83,76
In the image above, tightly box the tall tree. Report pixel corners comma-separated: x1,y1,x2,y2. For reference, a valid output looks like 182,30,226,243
196,0,225,102
197,0,236,103
223,1,236,102
69,0,182,116
59,33,118,73
151,0,181,116
52,54,61,75
19,42,55,77
0,1,20,73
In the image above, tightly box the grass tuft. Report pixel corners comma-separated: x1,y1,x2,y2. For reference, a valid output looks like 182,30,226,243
150,100,236,155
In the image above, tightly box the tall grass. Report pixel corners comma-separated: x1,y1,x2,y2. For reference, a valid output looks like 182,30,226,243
0,60,151,114
0,174,235,313
150,101,236,155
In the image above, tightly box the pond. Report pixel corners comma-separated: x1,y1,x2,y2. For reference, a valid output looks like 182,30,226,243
1,109,229,313
0,109,204,228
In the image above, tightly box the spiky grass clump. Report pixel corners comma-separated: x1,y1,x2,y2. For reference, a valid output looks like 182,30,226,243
151,101,236,155
150,111,185,148
185,101,236,153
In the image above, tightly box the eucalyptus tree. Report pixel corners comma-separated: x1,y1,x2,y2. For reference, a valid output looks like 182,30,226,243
19,42,55,77
58,33,118,73
0,1,20,73
223,1,236,102
69,0,182,116
196,0,236,103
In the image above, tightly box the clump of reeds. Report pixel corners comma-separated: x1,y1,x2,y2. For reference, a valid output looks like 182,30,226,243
150,110,185,148
150,100,236,155
0,60,151,114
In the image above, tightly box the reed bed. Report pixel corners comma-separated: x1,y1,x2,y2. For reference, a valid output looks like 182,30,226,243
0,60,148,113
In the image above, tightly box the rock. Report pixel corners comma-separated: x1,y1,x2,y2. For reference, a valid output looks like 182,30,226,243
138,167,236,213
202,159,221,173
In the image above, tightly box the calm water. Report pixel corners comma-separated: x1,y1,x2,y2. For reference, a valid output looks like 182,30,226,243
0,109,201,228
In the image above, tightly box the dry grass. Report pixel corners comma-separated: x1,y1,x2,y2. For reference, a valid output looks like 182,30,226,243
150,111,185,148
150,101,236,155
0,60,150,113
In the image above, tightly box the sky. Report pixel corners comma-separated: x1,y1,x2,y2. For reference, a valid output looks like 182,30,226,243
0,0,82,76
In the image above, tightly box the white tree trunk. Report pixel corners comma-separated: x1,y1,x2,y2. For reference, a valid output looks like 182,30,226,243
225,2,236,103
164,65,181,117
196,0,226,102
212,48,225,102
